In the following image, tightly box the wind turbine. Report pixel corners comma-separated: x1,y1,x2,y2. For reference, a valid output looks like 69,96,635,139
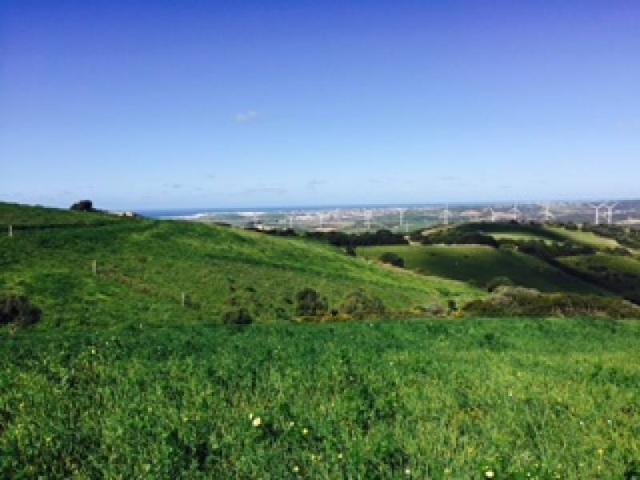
540,203,554,223
589,203,607,225
604,203,618,225
510,204,521,222
440,205,451,225
364,210,372,231
487,208,497,223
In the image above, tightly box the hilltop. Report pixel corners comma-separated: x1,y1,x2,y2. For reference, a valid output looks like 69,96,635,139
0,202,480,328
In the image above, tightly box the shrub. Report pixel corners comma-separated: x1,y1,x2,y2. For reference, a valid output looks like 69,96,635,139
70,200,95,212
486,276,515,292
463,286,640,319
447,299,458,313
339,290,386,319
379,252,405,268
222,307,254,325
0,294,42,327
295,288,328,317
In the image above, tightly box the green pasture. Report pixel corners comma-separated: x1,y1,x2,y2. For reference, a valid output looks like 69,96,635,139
0,203,480,327
358,245,605,295
1,319,639,479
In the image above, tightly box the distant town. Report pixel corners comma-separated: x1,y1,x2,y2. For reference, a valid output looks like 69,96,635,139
145,199,640,233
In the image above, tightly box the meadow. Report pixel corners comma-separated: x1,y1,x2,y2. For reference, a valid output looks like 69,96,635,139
357,245,603,295
1,319,639,479
0,204,481,327
2,203,640,479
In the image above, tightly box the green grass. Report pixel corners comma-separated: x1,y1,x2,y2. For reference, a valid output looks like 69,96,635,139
0,203,481,327
560,253,640,302
563,253,640,276
545,226,620,249
449,222,620,250
0,202,122,228
490,232,554,243
358,245,604,294
1,319,639,478
3,203,639,478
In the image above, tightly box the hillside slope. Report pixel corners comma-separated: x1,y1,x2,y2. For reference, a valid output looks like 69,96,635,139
0,203,481,327
358,245,605,294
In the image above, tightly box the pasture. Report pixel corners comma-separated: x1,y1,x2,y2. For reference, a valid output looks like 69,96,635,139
1,319,639,478
358,245,603,294
0,203,481,327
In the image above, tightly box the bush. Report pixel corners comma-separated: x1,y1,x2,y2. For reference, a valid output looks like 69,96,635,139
486,276,515,292
70,200,95,212
0,294,42,327
463,286,640,319
339,290,386,319
295,288,328,317
379,252,405,268
222,307,254,325
447,299,458,313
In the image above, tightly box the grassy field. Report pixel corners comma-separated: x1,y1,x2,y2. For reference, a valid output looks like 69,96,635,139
0,203,481,327
560,253,640,302
358,245,604,294
446,222,620,250
1,319,639,478
0,202,122,228
489,232,554,243
545,226,620,249
3,203,639,479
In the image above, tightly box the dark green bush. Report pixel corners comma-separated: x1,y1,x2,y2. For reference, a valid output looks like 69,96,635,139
295,288,328,317
339,290,386,319
447,299,458,313
463,286,640,319
486,276,515,292
70,200,95,212
222,307,254,325
0,294,42,327
379,252,405,268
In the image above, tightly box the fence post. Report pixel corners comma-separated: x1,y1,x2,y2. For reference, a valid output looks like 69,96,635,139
92,260,97,275
8,225,12,238
181,292,186,307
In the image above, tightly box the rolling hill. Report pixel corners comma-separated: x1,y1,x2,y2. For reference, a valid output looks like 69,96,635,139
357,244,605,294
0,203,481,327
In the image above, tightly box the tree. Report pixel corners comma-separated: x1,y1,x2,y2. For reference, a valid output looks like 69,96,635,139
70,200,95,212
295,288,328,317
379,252,404,268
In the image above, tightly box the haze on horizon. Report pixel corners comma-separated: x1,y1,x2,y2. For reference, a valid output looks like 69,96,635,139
1,1,639,210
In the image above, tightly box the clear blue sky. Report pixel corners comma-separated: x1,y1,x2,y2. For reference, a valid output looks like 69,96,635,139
1,1,639,209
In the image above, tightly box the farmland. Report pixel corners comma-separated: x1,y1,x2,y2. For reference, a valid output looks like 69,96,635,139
357,245,604,294
0,203,480,327
2,203,640,479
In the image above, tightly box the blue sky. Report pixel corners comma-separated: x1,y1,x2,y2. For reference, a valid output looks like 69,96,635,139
1,1,639,209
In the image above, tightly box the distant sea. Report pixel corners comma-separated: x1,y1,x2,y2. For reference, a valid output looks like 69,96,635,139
139,202,499,220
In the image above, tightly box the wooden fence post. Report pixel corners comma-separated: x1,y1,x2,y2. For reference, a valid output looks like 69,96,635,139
8,225,13,238
92,260,97,275
181,292,186,307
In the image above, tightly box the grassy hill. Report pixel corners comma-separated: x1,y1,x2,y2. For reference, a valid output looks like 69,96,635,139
0,203,481,327
447,221,621,249
545,226,621,249
358,245,605,294
560,253,640,302
2,203,640,478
